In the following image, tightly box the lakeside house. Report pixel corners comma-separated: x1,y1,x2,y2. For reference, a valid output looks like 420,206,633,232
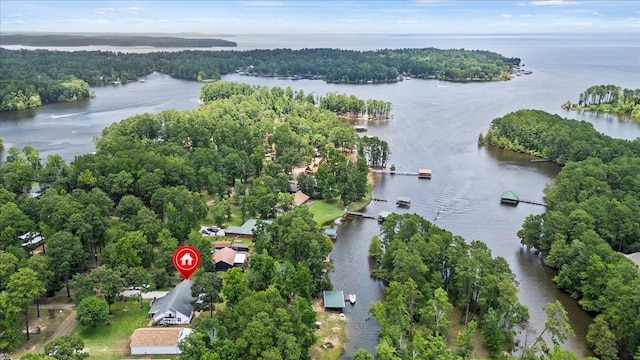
129,327,193,355
148,280,194,325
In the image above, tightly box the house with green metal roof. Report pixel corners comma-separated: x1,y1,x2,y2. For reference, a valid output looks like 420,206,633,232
323,290,345,310
224,219,273,239
500,190,520,205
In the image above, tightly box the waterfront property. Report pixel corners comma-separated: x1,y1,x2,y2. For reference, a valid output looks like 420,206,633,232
149,280,194,325
418,168,432,179
129,327,193,355
323,290,345,311
294,190,311,207
396,197,411,208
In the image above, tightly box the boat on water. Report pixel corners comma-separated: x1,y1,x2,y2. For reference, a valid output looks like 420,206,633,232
348,294,356,304
354,125,368,132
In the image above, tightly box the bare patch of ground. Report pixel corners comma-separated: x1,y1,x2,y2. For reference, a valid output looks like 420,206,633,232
309,299,345,360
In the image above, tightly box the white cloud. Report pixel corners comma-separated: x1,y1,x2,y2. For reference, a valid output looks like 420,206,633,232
530,0,580,5
520,14,533,18
93,7,142,14
501,14,512,18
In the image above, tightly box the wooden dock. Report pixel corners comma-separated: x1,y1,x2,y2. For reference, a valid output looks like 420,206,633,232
344,211,377,219
371,169,418,176
518,199,548,207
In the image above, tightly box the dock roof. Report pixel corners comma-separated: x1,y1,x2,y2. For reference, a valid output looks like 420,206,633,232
501,190,520,201
323,228,337,237
323,290,345,309
396,196,411,203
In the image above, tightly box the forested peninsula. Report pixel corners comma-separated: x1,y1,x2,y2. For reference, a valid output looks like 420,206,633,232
0,34,237,47
480,109,640,360
0,46,520,111
561,84,640,121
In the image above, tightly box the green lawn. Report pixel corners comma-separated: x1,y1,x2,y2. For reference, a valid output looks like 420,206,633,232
76,300,151,360
309,198,345,226
309,187,372,227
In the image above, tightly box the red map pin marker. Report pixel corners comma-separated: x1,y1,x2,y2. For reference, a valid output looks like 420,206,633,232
172,245,201,280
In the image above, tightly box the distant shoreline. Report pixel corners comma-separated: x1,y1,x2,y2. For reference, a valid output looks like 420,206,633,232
0,34,237,48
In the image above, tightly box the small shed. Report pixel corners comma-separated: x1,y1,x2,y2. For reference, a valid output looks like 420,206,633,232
396,197,411,208
323,290,345,311
213,241,232,249
377,211,393,223
231,243,250,252
323,228,337,240
233,253,248,269
418,169,432,179
500,190,520,205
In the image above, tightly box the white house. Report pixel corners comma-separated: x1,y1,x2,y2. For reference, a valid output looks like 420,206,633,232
130,327,193,355
19,232,44,248
148,280,194,325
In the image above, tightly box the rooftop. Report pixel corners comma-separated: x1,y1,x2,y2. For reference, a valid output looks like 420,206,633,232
225,218,273,236
214,247,237,265
149,280,194,323
323,290,345,309
501,190,520,201
130,327,193,347
294,191,310,206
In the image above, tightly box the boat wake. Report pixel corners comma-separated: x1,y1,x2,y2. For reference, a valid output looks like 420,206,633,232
48,112,85,119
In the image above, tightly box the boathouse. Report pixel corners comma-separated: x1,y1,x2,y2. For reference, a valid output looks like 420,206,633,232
323,228,337,240
500,190,520,205
323,290,345,311
396,197,411,208
418,168,432,179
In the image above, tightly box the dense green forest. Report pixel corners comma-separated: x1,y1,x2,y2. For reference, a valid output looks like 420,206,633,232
561,84,640,121
480,109,640,360
0,46,520,111
0,34,237,47
0,83,381,356
367,213,530,358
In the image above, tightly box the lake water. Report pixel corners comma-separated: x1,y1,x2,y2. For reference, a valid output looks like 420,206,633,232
1,33,639,357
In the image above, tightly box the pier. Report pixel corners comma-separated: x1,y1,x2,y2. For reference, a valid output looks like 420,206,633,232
344,211,377,219
370,167,431,179
500,190,547,207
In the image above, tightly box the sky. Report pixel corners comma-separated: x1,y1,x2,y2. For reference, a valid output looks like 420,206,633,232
1,0,638,35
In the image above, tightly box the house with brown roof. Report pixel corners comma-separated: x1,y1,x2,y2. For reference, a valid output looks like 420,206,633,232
293,191,310,207
213,247,237,271
129,327,193,355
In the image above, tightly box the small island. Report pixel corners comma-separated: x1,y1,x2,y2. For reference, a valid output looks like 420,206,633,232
0,34,237,48
561,84,640,121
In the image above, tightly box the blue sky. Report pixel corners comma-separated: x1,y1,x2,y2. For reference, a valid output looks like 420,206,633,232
1,1,638,34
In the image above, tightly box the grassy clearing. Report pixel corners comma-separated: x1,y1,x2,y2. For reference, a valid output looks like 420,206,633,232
309,301,345,360
309,198,345,226
76,300,151,360
11,307,73,358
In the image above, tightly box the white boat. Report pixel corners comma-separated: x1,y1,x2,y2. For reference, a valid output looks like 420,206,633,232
348,294,356,304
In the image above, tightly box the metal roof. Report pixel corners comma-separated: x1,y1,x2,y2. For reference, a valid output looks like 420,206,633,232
323,290,345,309
225,219,273,236
501,190,520,201
396,196,411,203
323,228,337,236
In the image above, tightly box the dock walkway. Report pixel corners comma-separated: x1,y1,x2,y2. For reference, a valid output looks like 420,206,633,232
344,211,377,219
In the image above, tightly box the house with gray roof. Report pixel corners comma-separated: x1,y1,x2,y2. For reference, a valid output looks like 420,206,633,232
149,280,194,325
